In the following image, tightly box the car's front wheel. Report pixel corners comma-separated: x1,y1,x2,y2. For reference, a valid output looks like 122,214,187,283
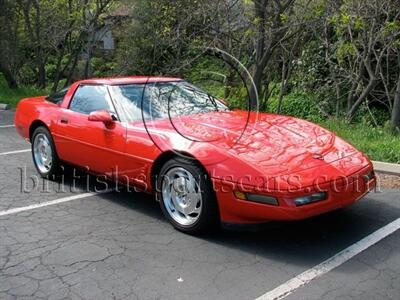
156,157,219,234
31,126,61,179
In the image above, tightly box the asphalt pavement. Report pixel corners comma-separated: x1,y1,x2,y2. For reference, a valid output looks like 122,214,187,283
0,110,399,300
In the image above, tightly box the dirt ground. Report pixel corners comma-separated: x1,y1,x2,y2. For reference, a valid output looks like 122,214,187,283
376,172,400,189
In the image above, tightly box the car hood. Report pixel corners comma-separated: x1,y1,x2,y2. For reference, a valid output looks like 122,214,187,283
139,110,370,187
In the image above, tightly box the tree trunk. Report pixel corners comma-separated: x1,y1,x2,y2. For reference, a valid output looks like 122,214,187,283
33,0,46,88
277,60,287,113
328,64,341,117
37,62,46,88
323,23,341,117
83,53,92,79
248,0,267,111
346,77,378,121
249,65,263,110
224,70,235,99
390,72,400,132
65,49,80,87
83,44,93,79
346,82,356,112
50,47,66,93
19,0,46,88
0,63,18,89
83,17,97,79
248,0,294,111
347,62,366,113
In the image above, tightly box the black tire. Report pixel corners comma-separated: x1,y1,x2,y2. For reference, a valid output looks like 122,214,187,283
156,157,220,234
31,126,62,179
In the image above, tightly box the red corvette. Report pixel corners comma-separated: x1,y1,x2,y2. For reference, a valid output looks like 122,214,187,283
15,76,376,233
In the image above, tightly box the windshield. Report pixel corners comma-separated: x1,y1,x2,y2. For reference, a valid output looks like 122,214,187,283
110,81,228,122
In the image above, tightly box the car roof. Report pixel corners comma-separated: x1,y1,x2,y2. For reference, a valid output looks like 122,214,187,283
76,76,183,85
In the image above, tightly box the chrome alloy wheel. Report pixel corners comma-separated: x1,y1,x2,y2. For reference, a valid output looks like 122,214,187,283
33,133,53,174
161,167,203,226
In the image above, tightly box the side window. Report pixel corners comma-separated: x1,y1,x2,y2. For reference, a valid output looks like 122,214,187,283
109,84,145,122
69,85,114,115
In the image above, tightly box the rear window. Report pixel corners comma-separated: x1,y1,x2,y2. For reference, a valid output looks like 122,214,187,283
46,87,69,105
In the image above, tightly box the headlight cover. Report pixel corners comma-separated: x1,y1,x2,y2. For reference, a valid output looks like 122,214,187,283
294,192,327,206
233,191,279,206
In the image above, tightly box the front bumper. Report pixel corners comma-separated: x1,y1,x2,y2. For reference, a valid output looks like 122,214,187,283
213,165,377,224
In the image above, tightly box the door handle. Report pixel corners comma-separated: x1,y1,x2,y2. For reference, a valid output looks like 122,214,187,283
60,118,69,124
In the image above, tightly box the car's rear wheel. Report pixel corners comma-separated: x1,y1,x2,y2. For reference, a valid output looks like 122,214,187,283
32,127,61,179
156,157,219,234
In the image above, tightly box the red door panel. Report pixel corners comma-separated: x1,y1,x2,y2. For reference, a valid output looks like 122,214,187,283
54,108,127,176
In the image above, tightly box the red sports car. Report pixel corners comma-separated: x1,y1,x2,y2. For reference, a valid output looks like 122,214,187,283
15,76,376,234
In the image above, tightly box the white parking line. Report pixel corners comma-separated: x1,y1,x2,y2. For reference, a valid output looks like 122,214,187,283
0,125,15,128
0,149,31,156
0,190,113,217
256,217,400,300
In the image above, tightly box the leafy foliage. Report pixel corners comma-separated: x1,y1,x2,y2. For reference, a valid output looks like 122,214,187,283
0,75,46,107
268,92,325,122
320,119,400,164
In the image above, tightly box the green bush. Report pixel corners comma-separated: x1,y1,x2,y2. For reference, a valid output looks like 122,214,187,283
320,119,400,164
92,57,116,77
0,75,46,107
352,104,391,127
268,92,325,122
